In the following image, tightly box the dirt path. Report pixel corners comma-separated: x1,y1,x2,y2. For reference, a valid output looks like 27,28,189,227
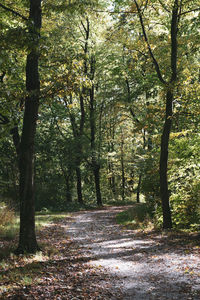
67,206,200,300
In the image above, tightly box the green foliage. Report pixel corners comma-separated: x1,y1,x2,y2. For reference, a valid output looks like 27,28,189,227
0,203,15,227
0,207,70,241
116,204,152,229
0,0,199,232
0,202,18,240
35,213,70,226
168,134,200,229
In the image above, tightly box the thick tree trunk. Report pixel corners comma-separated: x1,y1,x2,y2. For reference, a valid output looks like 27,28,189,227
76,166,83,204
159,90,173,229
15,0,41,254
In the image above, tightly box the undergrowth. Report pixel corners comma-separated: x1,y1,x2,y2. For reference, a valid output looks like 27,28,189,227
117,203,200,233
0,201,70,244
116,203,153,230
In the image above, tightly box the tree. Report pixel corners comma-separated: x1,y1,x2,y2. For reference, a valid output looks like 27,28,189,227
0,0,199,234
89,55,103,206
15,0,42,254
132,0,200,228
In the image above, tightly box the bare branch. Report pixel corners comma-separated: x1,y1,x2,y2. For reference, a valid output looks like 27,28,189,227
0,2,28,21
80,20,87,34
157,0,171,12
134,0,166,84
180,7,200,16
88,9,137,14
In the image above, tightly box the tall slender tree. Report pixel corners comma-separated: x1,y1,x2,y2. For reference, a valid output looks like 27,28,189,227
133,0,181,228
16,0,42,253
89,55,103,206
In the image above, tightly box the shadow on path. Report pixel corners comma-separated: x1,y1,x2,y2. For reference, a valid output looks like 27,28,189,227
66,206,200,300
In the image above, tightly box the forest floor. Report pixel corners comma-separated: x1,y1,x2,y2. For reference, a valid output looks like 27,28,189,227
0,205,200,299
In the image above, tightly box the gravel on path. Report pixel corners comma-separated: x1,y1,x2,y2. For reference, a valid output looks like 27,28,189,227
66,206,200,300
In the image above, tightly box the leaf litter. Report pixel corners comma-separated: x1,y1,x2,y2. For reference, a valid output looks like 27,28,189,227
66,206,200,300
0,206,200,299
0,217,122,299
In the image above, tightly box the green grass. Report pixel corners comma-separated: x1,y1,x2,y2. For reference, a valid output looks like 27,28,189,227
0,211,70,262
116,203,152,229
0,208,70,296
35,212,70,228
0,211,70,241
0,204,19,240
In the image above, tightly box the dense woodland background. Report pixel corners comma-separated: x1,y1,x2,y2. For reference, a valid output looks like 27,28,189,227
0,0,200,253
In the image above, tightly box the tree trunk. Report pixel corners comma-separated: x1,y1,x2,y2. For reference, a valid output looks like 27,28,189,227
93,164,102,206
76,166,83,204
68,96,84,205
15,0,41,254
89,62,102,206
10,126,20,157
159,90,173,229
108,161,116,195
120,139,125,201
136,174,142,203
65,176,72,203
134,0,179,229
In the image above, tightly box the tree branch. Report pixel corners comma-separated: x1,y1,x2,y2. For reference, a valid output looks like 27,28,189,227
134,0,166,84
0,3,28,21
170,0,179,82
0,113,9,125
180,7,200,16
89,9,137,14
157,0,171,12
80,20,87,34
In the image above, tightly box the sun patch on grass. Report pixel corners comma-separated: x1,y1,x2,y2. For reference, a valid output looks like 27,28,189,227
116,203,153,230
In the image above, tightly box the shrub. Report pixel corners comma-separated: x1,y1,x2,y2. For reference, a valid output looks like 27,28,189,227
0,203,15,227
116,203,152,229
0,202,17,240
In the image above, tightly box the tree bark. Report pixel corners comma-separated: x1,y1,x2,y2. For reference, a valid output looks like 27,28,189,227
93,164,102,206
136,174,142,203
120,138,125,201
159,90,173,228
68,97,84,205
108,164,116,195
89,59,102,207
134,0,180,229
15,0,41,254
108,122,116,195
10,126,20,157
65,175,72,203
76,166,83,204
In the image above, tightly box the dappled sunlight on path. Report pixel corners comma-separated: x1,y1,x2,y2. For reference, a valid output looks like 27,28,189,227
66,206,200,300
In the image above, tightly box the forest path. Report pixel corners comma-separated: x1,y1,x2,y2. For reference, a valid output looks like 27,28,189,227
67,206,200,300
